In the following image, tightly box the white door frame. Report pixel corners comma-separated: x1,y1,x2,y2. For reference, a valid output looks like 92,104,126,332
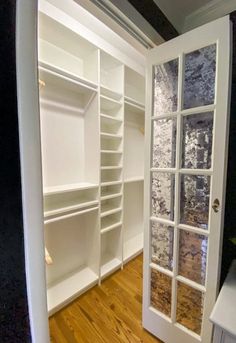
16,1,50,342
143,16,232,343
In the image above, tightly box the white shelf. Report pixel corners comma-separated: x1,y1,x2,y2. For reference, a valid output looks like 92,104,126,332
101,166,122,170
124,96,145,110
39,66,97,112
44,199,99,218
101,214,122,229
101,192,122,201
39,61,98,90
101,150,122,154
124,100,145,115
124,177,144,183
123,233,143,264
44,182,98,196
100,255,122,279
101,132,122,139
100,85,122,101
47,266,98,316
100,113,122,123
101,181,122,187
101,206,122,218
100,95,123,111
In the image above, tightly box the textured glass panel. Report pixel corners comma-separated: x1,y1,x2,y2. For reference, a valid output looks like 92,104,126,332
182,112,213,169
184,44,216,109
177,282,204,335
151,222,174,270
153,59,178,114
152,172,175,220
151,269,172,317
152,118,176,168
178,230,208,285
180,175,210,229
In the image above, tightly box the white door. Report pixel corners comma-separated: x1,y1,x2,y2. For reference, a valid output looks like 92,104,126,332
143,16,231,343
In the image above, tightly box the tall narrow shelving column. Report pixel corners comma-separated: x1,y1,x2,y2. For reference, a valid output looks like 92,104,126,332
123,66,145,263
99,52,124,279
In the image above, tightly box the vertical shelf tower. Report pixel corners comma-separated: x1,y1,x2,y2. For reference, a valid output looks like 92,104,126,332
38,0,146,315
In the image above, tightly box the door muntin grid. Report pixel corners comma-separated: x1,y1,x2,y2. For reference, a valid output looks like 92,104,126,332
149,43,217,337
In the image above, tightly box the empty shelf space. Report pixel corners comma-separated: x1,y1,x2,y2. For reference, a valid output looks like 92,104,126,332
39,61,98,90
124,96,145,110
124,66,145,106
101,206,122,218
39,66,97,112
100,85,122,101
44,187,98,220
101,181,122,187
124,99,145,115
43,183,98,196
124,177,144,183
101,150,122,154
101,212,122,232
101,183,122,198
101,132,122,139
100,255,122,279
47,266,98,315
101,192,122,201
100,95,123,113
100,113,122,123
38,15,99,84
101,166,122,170
123,233,143,264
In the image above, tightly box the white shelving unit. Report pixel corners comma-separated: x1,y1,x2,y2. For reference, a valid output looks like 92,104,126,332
38,1,145,315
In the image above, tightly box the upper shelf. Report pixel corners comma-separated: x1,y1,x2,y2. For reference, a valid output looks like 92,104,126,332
39,64,98,113
125,66,145,106
100,85,122,101
38,12,99,84
44,182,99,196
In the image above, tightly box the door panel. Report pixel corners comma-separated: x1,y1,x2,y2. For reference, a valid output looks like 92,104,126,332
143,16,231,343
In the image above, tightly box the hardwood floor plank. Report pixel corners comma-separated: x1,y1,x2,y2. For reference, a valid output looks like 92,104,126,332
49,254,162,343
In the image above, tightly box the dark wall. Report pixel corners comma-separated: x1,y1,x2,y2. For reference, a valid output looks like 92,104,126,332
0,1,31,342
220,12,236,285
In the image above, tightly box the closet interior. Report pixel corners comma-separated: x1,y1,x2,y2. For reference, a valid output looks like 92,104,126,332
38,1,145,315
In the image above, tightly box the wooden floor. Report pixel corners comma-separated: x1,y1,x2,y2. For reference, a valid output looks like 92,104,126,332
49,254,162,343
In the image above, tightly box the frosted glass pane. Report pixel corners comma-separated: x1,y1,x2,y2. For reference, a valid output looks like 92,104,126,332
177,282,204,335
151,269,172,317
152,172,175,221
180,175,210,230
184,44,216,109
152,118,176,168
151,222,174,271
178,230,208,285
182,112,213,169
153,59,178,114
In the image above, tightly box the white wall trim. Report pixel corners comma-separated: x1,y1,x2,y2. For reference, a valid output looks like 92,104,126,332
183,0,236,33
16,1,50,342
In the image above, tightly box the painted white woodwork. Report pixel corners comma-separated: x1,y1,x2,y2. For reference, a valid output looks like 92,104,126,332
123,182,144,263
210,260,236,342
143,16,231,343
37,0,145,316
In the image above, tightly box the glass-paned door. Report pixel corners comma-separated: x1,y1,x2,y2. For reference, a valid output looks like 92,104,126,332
143,16,231,343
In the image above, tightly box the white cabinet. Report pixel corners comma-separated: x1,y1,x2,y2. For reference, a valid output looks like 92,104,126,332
211,260,236,343
38,0,145,315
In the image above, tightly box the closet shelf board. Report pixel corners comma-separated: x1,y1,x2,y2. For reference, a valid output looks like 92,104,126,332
124,96,145,110
124,177,144,183
101,207,122,218
44,200,99,218
100,85,122,101
47,266,98,316
123,232,143,264
44,182,98,196
100,113,123,123
101,255,122,279
101,192,122,201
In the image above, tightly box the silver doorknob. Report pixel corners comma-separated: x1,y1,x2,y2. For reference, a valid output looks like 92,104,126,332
212,198,220,213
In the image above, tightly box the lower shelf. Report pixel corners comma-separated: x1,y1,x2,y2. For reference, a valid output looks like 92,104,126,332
47,266,98,316
101,254,122,279
123,233,143,264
